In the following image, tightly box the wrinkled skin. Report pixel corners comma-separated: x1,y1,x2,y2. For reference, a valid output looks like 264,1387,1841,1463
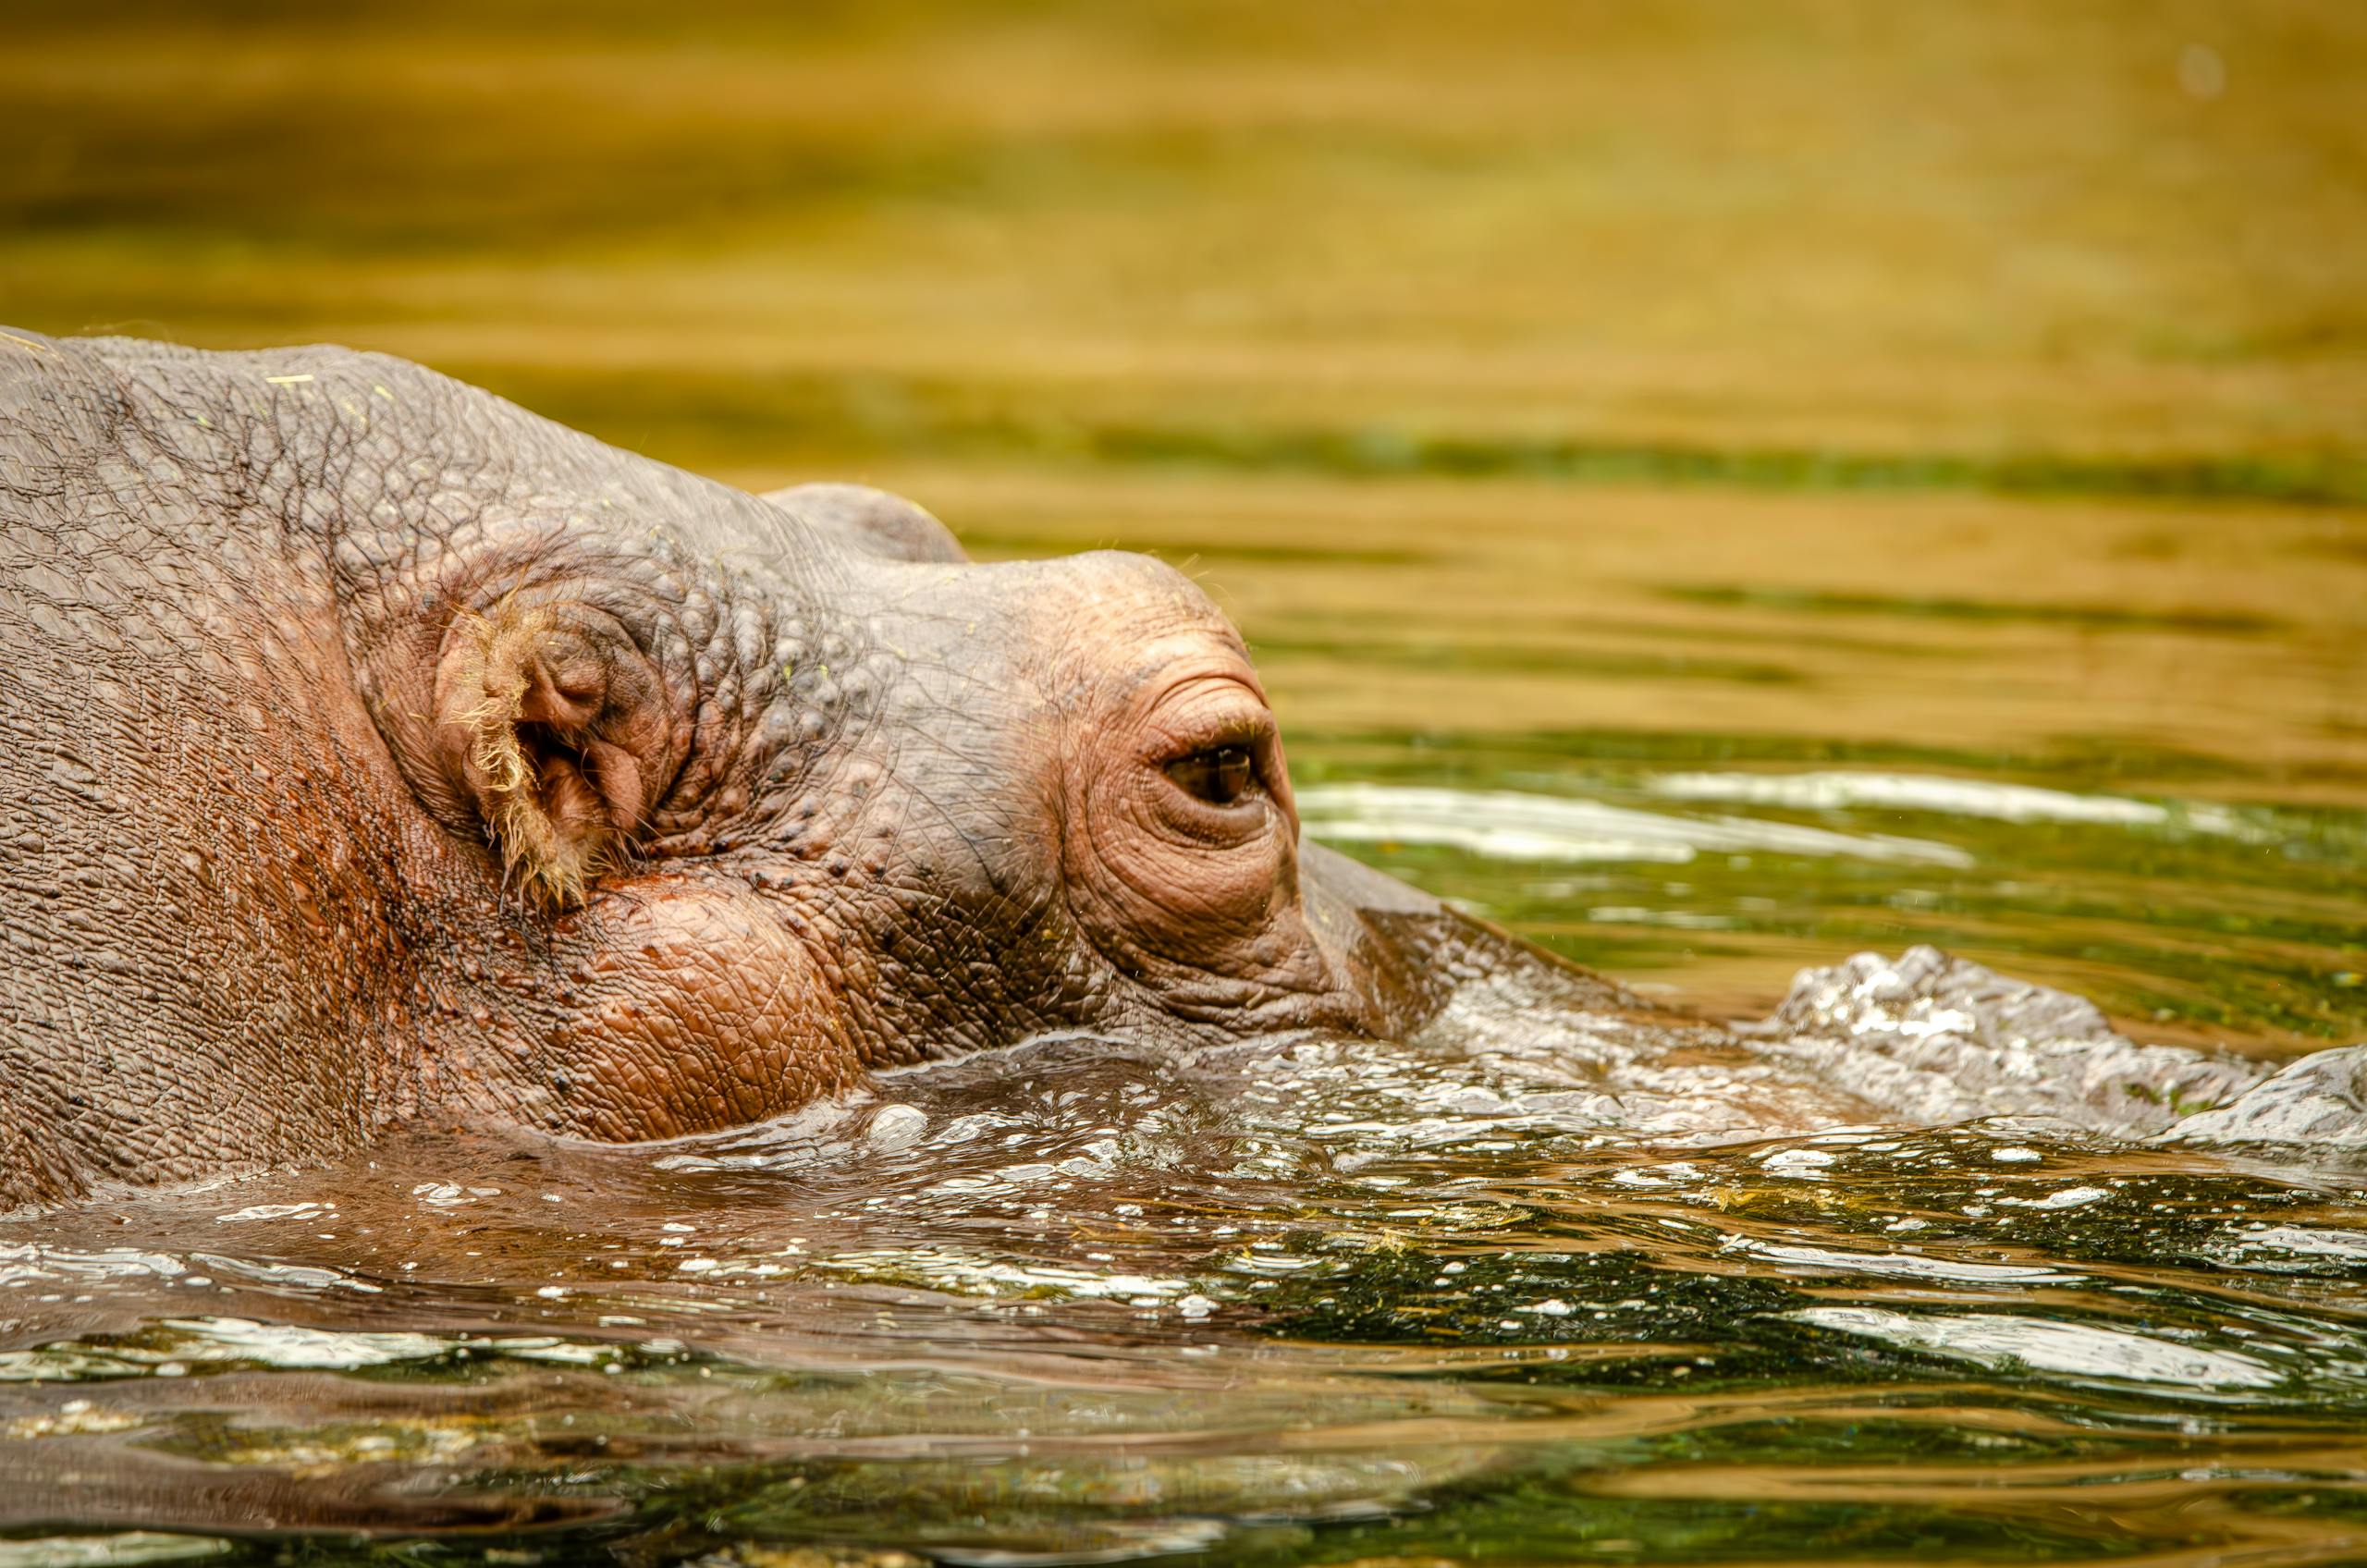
0,330,1630,1210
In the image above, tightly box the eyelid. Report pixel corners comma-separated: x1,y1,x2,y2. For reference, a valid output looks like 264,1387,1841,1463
1147,703,1275,766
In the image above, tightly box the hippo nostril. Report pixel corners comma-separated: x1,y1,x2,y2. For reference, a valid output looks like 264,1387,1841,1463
1165,744,1258,807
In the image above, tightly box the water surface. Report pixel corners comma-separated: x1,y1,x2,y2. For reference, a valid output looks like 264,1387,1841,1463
6,998,2367,1565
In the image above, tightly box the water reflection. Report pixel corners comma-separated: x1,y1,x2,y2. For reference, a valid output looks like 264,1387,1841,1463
1296,782,1973,866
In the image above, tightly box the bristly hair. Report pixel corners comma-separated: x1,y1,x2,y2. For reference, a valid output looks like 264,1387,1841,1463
446,598,618,913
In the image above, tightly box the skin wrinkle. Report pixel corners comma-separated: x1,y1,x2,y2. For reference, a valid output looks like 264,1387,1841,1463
0,330,1498,1210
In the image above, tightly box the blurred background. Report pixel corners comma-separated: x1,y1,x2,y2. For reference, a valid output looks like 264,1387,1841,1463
7,0,2362,1047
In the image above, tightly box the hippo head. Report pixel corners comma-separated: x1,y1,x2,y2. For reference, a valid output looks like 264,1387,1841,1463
10,331,1579,1205
311,361,1472,1142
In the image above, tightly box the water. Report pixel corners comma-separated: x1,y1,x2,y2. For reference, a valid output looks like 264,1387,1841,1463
7,937,2367,1566
8,3,2367,1561
1283,752,2367,1047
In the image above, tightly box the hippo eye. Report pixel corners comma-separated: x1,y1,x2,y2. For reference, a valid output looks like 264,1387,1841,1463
1166,744,1258,807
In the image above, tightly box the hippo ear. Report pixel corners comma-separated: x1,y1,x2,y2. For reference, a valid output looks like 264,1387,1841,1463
764,483,968,563
431,596,675,911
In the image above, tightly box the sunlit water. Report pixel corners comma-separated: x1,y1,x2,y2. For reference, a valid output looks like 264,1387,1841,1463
6,761,2367,1568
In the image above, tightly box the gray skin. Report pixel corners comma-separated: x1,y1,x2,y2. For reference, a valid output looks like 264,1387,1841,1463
0,329,1622,1210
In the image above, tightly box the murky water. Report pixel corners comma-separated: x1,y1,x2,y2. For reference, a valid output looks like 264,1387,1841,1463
9,2,2367,1561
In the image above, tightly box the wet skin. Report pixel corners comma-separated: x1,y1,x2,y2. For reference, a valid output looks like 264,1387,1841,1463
0,331,1604,1209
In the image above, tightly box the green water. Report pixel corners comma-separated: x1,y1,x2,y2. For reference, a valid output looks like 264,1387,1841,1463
1286,732,2367,1045
6,1067,2367,1566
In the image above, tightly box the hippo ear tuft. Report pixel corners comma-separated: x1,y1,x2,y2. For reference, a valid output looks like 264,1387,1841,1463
434,596,665,911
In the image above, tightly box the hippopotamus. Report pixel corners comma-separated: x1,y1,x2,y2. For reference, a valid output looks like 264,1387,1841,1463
2,328,1584,1210
7,331,2358,1212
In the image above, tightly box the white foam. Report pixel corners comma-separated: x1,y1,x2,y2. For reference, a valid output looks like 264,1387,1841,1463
1730,1239,2079,1283
0,1536,231,1568
812,1246,1196,1302
1792,1306,2281,1390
